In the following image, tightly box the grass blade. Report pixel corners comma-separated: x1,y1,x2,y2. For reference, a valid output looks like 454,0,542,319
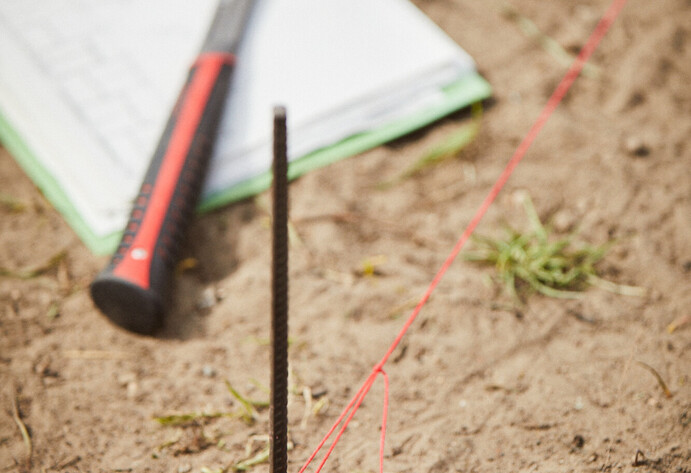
379,102,483,189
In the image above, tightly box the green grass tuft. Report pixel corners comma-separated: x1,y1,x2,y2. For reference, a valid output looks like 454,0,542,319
465,194,644,301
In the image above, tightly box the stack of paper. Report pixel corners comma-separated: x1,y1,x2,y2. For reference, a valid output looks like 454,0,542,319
0,0,491,253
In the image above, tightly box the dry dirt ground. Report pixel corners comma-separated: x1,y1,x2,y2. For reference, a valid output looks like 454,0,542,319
1,0,689,472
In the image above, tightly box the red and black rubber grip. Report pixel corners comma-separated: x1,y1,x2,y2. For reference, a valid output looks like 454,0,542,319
90,53,235,334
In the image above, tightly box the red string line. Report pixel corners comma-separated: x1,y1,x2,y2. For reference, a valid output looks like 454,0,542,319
296,377,369,473
298,0,629,471
304,370,387,473
378,369,389,473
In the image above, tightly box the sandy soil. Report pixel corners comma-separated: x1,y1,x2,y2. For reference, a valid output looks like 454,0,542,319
1,0,689,472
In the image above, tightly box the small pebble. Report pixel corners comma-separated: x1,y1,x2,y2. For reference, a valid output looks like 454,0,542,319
575,5,596,22
117,372,137,386
572,434,586,449
215,285,228,300
553,209,576,233
178,464,192,473
43,377,59,387
574,397,585,411
202,365,216,378
197,287,218,310
575,197,589,213
34,358,51,375
508,91,522,103
623,135,650,157
126,382,138,398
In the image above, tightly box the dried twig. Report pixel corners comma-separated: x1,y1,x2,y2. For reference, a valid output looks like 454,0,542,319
635,361,673,398
0,192,27,213
0,250,67,280
225,380,269,425
500,2,600,78
154,412,236,426
62,349,132,360
379,102,483,189
233,443,269,471
667,314,690,334
10,395,32,463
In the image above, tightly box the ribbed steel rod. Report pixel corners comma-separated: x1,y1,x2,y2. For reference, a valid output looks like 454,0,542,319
270,106,289,473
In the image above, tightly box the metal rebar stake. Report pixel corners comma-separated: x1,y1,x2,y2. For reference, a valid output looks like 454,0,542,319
270,106,289,473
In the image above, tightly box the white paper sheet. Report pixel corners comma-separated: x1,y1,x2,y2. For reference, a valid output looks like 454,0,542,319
0,0,488,247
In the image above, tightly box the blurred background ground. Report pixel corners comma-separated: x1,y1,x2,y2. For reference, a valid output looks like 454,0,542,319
1,0,689,472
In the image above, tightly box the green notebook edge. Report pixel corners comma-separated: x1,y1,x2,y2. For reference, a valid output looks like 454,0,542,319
0,72,491,255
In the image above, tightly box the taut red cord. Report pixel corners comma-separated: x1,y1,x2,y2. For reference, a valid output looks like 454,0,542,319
299,0,629,471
